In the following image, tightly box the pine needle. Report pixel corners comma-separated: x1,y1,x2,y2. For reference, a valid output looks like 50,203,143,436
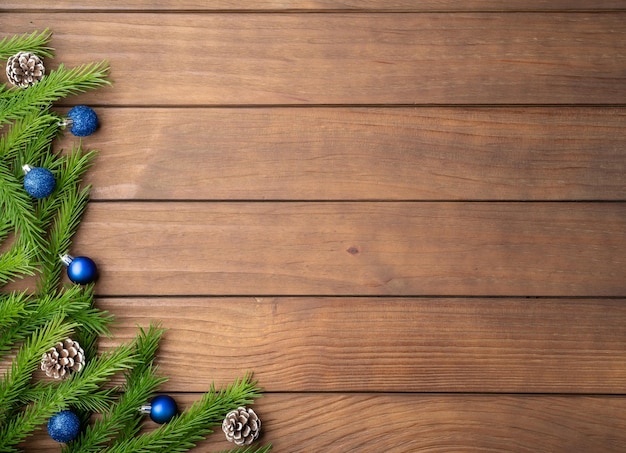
102,374,264,453
0,315,76,428
0,29,54,60
0,61,110,127
65,324,168,453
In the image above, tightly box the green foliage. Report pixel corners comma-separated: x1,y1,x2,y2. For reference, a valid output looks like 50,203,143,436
0,30,267,452
0,29,54,61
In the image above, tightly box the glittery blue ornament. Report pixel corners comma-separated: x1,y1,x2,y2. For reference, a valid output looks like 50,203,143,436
66,105,99,136
61,254,98,284
23,165,56,198
140,395,178,424
47,410,81,443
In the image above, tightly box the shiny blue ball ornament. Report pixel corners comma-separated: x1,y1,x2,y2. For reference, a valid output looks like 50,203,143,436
66,105,99,136
61,254,98,284
47,410,81,443
141,395,178,424
23,165,55,198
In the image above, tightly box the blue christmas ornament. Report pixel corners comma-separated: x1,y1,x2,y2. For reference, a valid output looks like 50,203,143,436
47,410,81,443
65,105,99,136
140,395,178,424
60,254,98,284
23,165,55,198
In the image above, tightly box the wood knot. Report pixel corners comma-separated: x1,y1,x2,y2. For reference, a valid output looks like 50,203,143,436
346,246,360,255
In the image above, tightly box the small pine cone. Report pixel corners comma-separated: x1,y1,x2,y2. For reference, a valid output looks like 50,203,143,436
222,407,261,446
6,51,45,88
41,338,85,379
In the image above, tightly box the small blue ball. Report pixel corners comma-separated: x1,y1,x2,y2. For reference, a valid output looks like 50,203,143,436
150,395,178,424
24,167,56,198
67,105,99,136
47,410,81,443
67,256,98,284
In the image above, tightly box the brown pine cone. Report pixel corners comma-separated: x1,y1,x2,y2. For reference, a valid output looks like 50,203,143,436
6,51,45,88
222,407,261,445
41,338,85,379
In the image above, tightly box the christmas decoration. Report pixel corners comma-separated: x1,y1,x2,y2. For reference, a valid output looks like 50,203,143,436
60,254,99,284
41,338,86,379
47,410,81,443
6,51,45,87
0,29,269,453
222,407,262,446
22,165,56,198
61,105,99,136
140,394,179,424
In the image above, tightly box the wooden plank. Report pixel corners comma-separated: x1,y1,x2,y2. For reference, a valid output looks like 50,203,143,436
56,107,626,201
2,13,626,105
4,1,626,11
19,393,626,452
70,202,626,297
96,297,626,393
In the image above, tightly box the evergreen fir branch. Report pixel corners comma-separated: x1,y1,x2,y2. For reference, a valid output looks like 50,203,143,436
38,184,92,294
0,291,31,328
0,29,54,61
0,61,110,127
14,115,60,173
0,215,11,245
0,336,139,450
0,285,111,360
20,380,118,415
0,111,58,160
35,144,96,238
0,161,47,253
0,244,35,286
65,324,168,453
66,386,121,414
0,314,75,428
102,374,264,453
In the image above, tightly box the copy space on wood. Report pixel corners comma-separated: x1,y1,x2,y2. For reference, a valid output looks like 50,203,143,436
95,297,626,393
19,393,626,452
51,107,626,201
73,202,626,297
2,13,625,105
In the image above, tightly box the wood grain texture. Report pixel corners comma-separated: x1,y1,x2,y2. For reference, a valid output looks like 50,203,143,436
2,13,626,105
4,5,626,452
95,297,626,393
71,202,626,297
56,107,626,201
20,393,626,452
4,1,626,11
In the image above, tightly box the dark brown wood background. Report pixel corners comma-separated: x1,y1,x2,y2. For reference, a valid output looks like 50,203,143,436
2,1,625,451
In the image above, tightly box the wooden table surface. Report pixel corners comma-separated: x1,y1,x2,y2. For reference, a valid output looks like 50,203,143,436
2,2,626,452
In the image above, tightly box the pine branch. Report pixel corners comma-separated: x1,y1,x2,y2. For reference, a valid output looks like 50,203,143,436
0,215,11,245
0,61,110,127
38,180,93,294
0,111,58,161
0,315,76,428
0,29,54,61
0,285,112,360
0,291,31,329
103,374,264,453
33,141,97,295
0,336,139,450
65,324,168,453
21,381,118,415
0,160,47,253
0,244,36,286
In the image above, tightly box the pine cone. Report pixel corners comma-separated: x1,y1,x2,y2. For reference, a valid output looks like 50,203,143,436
6,51,45,88
41,338,85,379
222,407,261,445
